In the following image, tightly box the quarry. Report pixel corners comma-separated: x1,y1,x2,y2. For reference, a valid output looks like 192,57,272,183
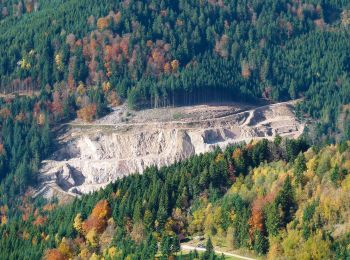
34,101,304,199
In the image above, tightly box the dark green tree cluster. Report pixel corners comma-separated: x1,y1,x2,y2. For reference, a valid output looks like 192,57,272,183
0,138,309,259
0,88,108,217
0,96,51,210
0,0,349,137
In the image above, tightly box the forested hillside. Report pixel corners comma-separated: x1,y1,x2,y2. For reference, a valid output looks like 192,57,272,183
1,138,350,259
0,0,350,193
0,97,51,207
0,0,349,124
1,0,350,258
1,0,349,194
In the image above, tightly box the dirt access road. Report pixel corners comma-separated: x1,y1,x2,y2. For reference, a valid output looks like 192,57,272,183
36,100,304,199
181,244,256,260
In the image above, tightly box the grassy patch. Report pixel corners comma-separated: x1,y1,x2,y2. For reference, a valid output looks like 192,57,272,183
173,112,185,120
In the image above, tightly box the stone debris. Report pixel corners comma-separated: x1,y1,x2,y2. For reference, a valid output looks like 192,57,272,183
34,101,304,199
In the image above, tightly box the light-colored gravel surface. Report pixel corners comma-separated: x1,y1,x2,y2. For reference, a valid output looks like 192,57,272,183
34,101,304,200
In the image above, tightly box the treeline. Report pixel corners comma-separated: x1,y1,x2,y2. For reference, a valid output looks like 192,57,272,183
0,0,349,135
0,0,40,21
2,137,349,259
0,97,51,209
2,136,350,259
0,85,110,214
0,138,311,259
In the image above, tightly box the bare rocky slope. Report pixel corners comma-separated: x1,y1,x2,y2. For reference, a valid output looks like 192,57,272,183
34,101,304,199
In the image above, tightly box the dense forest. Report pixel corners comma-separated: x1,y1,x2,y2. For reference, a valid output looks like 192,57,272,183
0,97,51,207
0,0,348,195
0,88,108,212
2,138,350,259
0,0,350,124
0,0,350,258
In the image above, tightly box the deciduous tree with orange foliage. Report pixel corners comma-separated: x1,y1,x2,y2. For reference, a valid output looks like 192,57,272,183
97,17,110,31
0,143,4,155
241,62,251,79
171,59,179,72
82,200,111,234
51,91,63,119
44,249,66,260
77,103,97,122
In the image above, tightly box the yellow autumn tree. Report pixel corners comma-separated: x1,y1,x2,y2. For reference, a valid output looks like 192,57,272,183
89,252,99,260
297,232,331,260
281,230,303,258
37,113,46,125
102,81,111,93
189,207,206,234
107,247,120,258
1,215,7,225
171,59,179,72
86,229,98,248
267,236,283,260
76,82,86,96
55,53,64,71
97,17,110,31
164,62,171,73
57,238,73,259
73,213,83,234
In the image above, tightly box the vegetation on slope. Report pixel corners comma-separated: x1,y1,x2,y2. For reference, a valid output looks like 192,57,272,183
6,138,350,259
0,0,350,202
0,1,349,126
0,0,350,258
0,97,51,208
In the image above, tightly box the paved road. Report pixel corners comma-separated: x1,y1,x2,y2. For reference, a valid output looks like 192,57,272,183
181,244,256,260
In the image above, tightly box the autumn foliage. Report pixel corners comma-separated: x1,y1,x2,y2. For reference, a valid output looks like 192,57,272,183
0,108,11,119
51,91,64,119
44,249,66,260
82,200,111,234
77,103,97,122
97,17,110,31
107,90,122,107
248,194,274,238
241,62,251,79
0,143,4,155
33,215,47,227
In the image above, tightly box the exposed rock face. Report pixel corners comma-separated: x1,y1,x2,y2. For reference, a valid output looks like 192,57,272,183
35,101,304,199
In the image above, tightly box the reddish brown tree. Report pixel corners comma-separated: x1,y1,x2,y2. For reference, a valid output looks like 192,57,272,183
44,249,67,260
77,104,97,122
82,200,111,234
